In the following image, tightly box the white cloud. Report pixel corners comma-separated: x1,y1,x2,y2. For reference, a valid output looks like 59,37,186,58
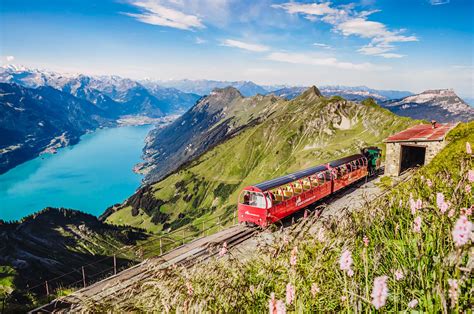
6,56,15,62
125,1,205,30
195,37,207,44
313,42,332,49
271,2,339,17
221,39,270,52
429,0,450,5
275,2,418,58
266,52,390,71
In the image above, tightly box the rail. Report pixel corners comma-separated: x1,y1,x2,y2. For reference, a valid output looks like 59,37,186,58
21,211,239,301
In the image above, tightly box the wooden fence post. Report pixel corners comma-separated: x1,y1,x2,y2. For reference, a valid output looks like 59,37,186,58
160,238,163,255
113,255,117,275
82,266,86,288
45,281,49,296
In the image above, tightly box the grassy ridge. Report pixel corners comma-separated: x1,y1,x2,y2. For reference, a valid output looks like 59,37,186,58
96,121,473,312
107,94,415,234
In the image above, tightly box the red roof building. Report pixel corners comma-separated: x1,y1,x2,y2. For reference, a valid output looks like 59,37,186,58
384,122,457,176
385,123,457,143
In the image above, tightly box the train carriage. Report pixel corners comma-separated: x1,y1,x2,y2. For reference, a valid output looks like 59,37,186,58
238,151,378,227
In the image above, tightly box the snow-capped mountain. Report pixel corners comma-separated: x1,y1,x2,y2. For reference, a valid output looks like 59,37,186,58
270,85,413,102
155,79,268,97
0,66,200,117
382,89,474,122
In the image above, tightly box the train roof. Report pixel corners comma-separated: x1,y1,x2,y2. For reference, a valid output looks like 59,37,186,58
253,164,327,191
329,154,365,168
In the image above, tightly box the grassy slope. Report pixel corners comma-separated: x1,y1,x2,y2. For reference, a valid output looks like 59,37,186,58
107,94,415,234
97,121,473,312
0,208,150,311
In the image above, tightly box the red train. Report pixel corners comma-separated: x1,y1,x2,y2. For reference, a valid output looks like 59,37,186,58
237,148,381,227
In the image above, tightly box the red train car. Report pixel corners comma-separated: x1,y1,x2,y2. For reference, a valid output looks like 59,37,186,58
237,153,371,227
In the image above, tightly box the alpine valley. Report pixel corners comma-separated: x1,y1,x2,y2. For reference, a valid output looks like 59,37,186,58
0,66,472,312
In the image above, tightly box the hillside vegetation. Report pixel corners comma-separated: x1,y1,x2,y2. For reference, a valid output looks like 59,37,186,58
0,208,149,312
95,121,473,312
106,87,415,234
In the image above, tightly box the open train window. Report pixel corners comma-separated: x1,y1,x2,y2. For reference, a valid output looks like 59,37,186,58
293,181,303,194
302,178,311,190
239,191,267,208
283,185,293,199
270,189,284,204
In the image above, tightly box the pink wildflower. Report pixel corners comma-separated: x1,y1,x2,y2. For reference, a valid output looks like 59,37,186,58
341,295,347,302
452,215,473,247
466,185,471,194
311,283,320,298
276,300,286,314
436,192,445,208
410,198,422,215
186,281,194,296
347,269,354,277
408,299,418,308
413,216,422,233
363,235,369,247
427,179,433,188
448,208,455,218
394,269,404,281
286,283,295,305
283,235,289,246
339,250,353,275
409,198,416,215
466,206,472,216
219,242,228,257
290,246,298,266
468,170,474,183
467,142,472,155
269,293,276,314
448,279,459,307
371,276,389,310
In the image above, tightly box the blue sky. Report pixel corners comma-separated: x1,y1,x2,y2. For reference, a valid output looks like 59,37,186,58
1,0,473,97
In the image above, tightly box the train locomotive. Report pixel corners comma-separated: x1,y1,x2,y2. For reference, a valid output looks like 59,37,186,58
237,147,382,227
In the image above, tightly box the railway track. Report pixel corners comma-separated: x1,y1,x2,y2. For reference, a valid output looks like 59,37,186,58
32,169,414,313
32,225,256,313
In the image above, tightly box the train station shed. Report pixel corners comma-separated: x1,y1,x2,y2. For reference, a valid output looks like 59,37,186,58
384,122,457,176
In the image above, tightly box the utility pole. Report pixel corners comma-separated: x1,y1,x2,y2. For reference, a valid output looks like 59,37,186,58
113,255,117,275
82,266,86,288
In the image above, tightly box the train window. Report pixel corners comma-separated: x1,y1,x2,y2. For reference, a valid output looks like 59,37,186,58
293,182,303,194
271,189,283,204
310,175,319,186
302,178,311,190
283,185,293,199
239,191,267,208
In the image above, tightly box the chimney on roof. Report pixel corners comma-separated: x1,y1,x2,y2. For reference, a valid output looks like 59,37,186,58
431,120,437,129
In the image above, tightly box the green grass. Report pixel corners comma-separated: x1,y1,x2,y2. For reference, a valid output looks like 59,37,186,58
107,95,416,235
0,266,16,296
96,121,473,312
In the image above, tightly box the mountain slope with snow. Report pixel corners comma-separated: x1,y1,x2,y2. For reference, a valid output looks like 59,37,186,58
0,66,200,117
382,89,474,122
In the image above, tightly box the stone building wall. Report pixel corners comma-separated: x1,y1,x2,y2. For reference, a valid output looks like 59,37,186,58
385,140,447,176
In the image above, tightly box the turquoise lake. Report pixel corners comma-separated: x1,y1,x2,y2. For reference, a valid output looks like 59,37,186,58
0,125,153,222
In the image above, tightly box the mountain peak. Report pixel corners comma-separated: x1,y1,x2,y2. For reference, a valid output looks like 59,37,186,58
209,86,243,99
296,85,322,101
